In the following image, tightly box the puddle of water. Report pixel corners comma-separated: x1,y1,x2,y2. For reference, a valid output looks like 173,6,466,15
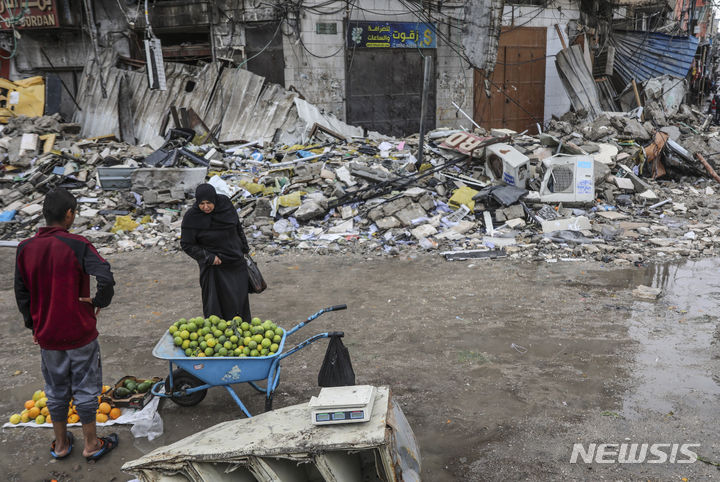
622,258,720,418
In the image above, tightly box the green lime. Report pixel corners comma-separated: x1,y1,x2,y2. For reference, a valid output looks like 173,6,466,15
187,322,197,332
273,335,282,343
274,327,283,336
218,321,227,331
204,347,214,356
261,338,271,348
251,317,262,326
240,322,250,331
270,343,279,352
250,349,259,357
253,334,263,344
200,341,208,350
248,340,258,350
260,348,269,356
218,347,228,356
207,339,217,348
168,325,178,335
181,340,190,350
174,336,183,346
184,348,193,356
243,347,251,355
189,341,198,349
230,335,239,343
223,341,233,350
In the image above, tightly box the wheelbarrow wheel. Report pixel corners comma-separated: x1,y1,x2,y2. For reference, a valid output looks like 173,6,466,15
165,369,207,407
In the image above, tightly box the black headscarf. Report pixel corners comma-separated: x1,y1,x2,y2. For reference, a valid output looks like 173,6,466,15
182,183,239,230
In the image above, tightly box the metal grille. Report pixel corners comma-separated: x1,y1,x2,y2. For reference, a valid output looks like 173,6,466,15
550,166,574,193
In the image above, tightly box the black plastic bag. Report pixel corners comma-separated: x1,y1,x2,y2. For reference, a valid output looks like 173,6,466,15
318,335,355,387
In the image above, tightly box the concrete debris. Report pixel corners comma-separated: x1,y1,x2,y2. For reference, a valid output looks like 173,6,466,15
3,80,720,265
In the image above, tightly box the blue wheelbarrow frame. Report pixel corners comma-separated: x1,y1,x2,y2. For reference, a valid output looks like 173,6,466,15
150,304,346,417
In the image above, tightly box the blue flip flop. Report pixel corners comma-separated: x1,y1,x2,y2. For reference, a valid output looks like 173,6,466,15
85,433,119,462
50,431,74,459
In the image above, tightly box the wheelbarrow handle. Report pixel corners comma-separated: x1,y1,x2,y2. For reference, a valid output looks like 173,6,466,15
276,332,332,361
286,304,347,336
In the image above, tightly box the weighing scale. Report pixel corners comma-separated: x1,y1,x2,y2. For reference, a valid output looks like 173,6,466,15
308,385,377,425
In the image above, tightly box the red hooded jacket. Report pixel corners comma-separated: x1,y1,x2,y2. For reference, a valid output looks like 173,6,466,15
14,227,115,350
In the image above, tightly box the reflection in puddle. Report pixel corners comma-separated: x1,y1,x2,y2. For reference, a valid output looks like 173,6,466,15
623,258,720,418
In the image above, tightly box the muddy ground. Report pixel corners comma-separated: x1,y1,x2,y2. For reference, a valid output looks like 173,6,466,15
0,248,719,481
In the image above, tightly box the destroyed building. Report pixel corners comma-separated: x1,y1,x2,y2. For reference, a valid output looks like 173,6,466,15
0,0,719,267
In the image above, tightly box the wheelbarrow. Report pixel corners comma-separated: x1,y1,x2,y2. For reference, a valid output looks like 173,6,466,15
150,304,347,417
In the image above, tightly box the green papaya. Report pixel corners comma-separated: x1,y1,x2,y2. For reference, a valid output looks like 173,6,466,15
114,387,131,398
124,379,135,389
125,381,138,393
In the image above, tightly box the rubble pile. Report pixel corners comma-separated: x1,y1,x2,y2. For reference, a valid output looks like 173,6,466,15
4,101,720,264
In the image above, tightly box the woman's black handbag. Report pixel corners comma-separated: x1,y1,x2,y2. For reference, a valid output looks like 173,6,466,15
246,254,267,293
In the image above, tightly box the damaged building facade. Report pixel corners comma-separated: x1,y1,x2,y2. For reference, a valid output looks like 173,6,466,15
0,0,716,140
0,0,497,137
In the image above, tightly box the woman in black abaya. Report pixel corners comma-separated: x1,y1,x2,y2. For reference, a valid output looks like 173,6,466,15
181,184,252,323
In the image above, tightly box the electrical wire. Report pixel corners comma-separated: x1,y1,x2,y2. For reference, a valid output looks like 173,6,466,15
236,18,283,68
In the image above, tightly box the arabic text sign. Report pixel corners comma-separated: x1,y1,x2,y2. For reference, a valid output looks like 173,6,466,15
347,21,436,49
0,0,59,30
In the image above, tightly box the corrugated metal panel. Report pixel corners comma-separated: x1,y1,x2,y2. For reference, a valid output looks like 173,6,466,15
612,31,699,86
74,53,299,146
74,52,367,146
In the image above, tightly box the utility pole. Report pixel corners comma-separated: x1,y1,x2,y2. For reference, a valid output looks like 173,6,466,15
415,56,433,170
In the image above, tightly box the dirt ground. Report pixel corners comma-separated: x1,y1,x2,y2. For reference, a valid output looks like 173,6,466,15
0,248,719,481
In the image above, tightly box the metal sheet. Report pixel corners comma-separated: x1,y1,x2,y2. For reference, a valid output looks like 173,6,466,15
612,31,699,86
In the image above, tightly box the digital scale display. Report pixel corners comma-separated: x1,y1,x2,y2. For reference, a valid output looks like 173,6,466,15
309,386,376,425
315,410,365,422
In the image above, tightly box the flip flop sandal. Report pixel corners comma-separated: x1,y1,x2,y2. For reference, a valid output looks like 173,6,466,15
85,433,119,462
50,432,74,459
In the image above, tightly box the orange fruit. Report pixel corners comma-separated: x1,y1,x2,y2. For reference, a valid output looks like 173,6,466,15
96,413,108,423
24,400,34,410
98,402,111,414
27,407,40,419
40,407,49,417
108,407,121,420
68,413,80,423
102,385,111,394
46,414,52,423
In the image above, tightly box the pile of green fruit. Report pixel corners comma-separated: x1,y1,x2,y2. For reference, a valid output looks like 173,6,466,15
168,315,284,358
114,378,152,398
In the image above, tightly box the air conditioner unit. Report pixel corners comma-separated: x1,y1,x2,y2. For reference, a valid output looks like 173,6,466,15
484,143,530,188
540,155,595,203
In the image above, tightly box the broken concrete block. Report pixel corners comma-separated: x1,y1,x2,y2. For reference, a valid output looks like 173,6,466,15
541,216,591,233
637,189,659,201
395,206,427,226
328,220,353,233
501,204,525,221
614,177,635,191
382,197,411,216
376,216,401,229
20,203,42,216
623,119,651,141
294,200,326,222
335,166,356,186
506,218,525,229
596,211,629,220
411,224,437,239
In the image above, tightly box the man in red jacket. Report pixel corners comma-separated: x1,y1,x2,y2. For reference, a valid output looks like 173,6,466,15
15,188,119,461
